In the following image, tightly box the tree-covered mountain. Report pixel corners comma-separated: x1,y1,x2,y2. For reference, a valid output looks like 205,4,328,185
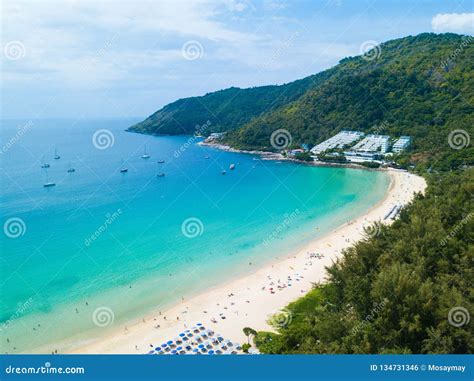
227,33,473,168
128,72,331,135
129,33,473,170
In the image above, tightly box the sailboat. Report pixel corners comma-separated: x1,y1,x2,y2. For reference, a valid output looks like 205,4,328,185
41,156,50,168
157,159,165,164
67,162,75,173
43,168,56,187
157,172,165,177
142,145,150,159
229,164,235,170
54,148,61,160
120,159,128,173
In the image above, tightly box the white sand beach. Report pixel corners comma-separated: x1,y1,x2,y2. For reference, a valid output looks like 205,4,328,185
70,169,426,354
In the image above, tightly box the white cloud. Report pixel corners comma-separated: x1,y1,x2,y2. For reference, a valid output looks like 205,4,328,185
0,0,258,90
431,13,474,34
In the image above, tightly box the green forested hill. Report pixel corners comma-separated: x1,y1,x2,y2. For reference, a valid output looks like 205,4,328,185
127,72,330,135
130,33,473,170
226,33,473,169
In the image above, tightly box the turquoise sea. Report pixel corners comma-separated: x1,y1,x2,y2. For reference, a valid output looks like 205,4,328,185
0,118,390,353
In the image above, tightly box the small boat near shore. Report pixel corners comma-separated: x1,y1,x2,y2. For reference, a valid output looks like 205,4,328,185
221,170,226,175
157,173,165,177
158,160,165,163
120,159,128,173
142,145,150,159
229,164,235,170
54,148,60,160
43,168,55,187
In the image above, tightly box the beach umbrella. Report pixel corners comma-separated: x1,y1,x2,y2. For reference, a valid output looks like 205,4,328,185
171,349,178,355
179,333,186,337
196,323,203,326
192,348,199,353
161,343,167,348
215,350,223,355
148,350,154,354
208,350,215,355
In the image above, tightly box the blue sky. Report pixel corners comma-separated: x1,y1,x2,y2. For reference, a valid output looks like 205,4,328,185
1,0,473,119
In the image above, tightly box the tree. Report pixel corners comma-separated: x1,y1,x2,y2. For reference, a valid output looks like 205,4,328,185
243,327,258,344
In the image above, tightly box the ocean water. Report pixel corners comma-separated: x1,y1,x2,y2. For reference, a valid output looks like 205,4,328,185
0,118,390,353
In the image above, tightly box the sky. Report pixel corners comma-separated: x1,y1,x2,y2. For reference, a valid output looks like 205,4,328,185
1,0,473,119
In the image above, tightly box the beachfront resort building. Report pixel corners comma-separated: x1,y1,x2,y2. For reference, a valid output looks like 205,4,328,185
392,136,411,153
310,130,365,154
205,132,225,142
343,134,391,162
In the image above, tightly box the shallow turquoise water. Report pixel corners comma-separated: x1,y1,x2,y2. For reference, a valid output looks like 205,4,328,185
0,118,390,352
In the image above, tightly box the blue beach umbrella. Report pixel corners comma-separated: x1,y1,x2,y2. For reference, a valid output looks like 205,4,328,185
208,350,215,355
167,340,173,345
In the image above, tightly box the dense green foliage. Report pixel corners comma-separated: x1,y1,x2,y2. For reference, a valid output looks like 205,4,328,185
128,73,329,135
256,169,473,354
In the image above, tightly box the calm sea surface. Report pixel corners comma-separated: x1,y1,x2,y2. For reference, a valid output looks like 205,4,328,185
0,118,390,352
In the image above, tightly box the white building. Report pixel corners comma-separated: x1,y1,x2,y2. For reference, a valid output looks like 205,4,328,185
392,136,411,153
350,134,391,154
310,130,365,155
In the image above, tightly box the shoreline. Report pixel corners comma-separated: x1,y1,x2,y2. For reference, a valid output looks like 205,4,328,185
198,141,390,170
67,168,426,354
